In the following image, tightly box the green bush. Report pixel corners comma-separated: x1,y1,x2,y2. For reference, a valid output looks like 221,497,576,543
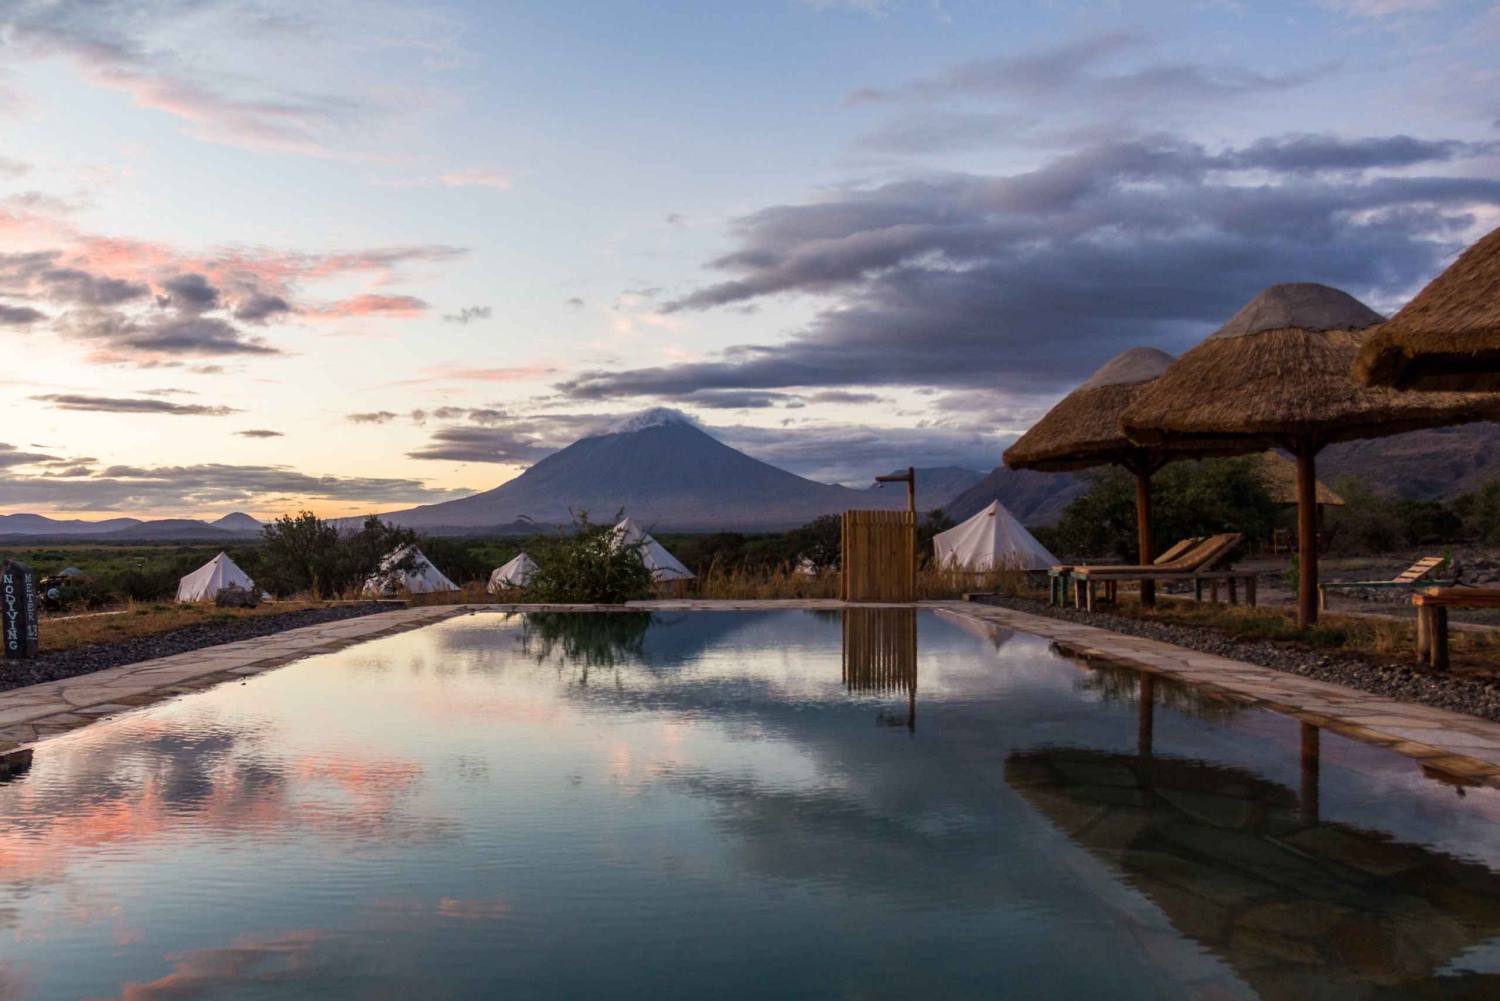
525,512,654,604
246,512,420,598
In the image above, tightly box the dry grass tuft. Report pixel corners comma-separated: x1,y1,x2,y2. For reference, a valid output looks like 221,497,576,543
37,599,337,654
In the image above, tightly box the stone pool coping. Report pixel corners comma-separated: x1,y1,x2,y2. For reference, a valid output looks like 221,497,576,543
2,599,1499,790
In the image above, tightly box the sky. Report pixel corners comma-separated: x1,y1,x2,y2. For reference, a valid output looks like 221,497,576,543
3,0,1500,521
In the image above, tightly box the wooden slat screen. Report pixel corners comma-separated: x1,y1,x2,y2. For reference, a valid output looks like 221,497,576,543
840,509,916,602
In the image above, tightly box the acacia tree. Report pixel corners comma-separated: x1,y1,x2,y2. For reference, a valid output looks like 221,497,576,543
253,512,419,598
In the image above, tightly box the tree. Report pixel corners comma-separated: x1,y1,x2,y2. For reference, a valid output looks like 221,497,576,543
1044,457,1279,560
252,512,419,598
525,511,655,603
789,514,842,570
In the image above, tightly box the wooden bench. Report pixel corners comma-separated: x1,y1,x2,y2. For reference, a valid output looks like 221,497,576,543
1074,569,1258,612
1317,556,1454,612
1070,534,1249,613
1412,587,1500,670
1049,537,1203,607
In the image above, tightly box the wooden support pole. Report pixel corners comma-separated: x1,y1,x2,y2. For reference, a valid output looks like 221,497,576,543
1432,606,1449,670
1136,468,1155,608
1296,442,1320,629
1300,723,1320,827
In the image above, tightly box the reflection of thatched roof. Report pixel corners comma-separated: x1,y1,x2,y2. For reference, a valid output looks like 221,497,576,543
1356,226,1500,392
1122,284,1496,450
1259,452,1344,505
1006,347,1202,472
1006,746,1500,998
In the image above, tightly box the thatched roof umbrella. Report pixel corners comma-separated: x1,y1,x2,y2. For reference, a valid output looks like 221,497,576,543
1356,225,1500,391
1122,283,1493,627
1004,346,1249,605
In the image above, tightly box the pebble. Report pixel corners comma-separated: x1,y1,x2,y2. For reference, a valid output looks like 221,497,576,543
978,595,1500,723
0,603,395,694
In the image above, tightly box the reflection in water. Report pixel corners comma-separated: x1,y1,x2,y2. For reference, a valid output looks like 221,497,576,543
2,610,1499,1000
842,608,918,731
1006,705,1500,999
521,611,654,677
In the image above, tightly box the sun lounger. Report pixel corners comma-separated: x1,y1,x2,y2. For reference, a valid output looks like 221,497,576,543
1048,537,1203,606
1316,556,1455,612
1412,587,1500,670
1070,533,1250,611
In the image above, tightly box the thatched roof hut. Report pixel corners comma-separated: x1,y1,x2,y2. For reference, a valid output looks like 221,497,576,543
1004,346,1236,605
1356,226,1500,392
1122,283,1491,626
1004,347,1179,472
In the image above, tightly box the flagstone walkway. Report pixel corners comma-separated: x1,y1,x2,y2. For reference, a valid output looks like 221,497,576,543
2,599,1499,790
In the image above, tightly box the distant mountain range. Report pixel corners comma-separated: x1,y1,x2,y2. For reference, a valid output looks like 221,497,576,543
0,512,263,541
867,467,986,511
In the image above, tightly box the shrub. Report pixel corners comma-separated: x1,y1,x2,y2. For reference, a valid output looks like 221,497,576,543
249,512,421,598
788,513,843,570
525,512,654,604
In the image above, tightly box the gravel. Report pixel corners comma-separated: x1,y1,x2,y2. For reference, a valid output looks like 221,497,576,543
974,594,1500,723
1,603,399,694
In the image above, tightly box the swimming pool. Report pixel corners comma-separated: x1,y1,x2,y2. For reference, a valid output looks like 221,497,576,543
2,608,1498,999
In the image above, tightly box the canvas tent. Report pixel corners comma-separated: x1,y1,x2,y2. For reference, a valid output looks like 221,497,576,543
933,501,1058,572
363,545,459,596
488,552,539,592
176,552,260,602
612,517,695,582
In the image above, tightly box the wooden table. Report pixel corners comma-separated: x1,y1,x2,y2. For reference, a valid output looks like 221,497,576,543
1413,587,1500,669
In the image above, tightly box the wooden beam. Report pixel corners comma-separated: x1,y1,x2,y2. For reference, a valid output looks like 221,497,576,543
1295,441,1319,629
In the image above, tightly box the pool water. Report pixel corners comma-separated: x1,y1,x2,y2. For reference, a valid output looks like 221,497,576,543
2,609,1499,999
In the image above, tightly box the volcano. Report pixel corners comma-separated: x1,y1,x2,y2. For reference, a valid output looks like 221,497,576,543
377,410,903,532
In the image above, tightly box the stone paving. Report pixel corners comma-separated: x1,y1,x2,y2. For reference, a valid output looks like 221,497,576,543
3,598,1500,790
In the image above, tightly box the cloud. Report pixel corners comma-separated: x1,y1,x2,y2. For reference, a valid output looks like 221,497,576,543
306,293,427,319
0,303,44,325
346,411,398,424
158,272,220,312
405,426,562,464
0,461,470,512
233,293,291,323
443,305,492,324
234,429,283,438
845,33,1329,107
565,297,585,308
441,168,515,190
0,156,28,179
32,393,241,416
556,132,1500,401
1324,0,1442,16
0,442,60,468
665,213,689,228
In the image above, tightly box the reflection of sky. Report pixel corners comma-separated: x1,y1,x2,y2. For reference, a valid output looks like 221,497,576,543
0,610,1496,999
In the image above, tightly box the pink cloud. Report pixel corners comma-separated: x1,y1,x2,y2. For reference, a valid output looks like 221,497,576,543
441,168,515,190
305,294,429,319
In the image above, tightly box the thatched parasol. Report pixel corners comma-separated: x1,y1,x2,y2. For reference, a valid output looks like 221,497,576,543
1356,225,1500,392
1122,283,1493,627
1004,346,1249,605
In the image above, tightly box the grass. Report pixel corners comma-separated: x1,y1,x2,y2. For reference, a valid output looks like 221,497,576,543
37,599,337,654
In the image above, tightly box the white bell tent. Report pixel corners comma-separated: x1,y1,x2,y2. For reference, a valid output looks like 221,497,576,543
932,501,1058,572
363,545,460,596
176,552,260,602
488,552,539,592
612,517,695,582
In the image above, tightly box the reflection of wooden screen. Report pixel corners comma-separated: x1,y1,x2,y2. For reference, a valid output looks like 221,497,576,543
840,510,916,602
841,608,917,694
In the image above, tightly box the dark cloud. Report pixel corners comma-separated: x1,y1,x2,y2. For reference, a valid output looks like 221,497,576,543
0,443,60,469
158,272,220,312
665,213,689,228
564,297,585,308
556,132,1500,401
674,390,801,409
0,461,469,512
38,266,149,306
68,314,282,358
234,429,283,438
807,391,887,405
233,293,291,322
0,303,44,326
405,426,561,464
346,411,398,424
442,305,491,324
31,393,241,416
